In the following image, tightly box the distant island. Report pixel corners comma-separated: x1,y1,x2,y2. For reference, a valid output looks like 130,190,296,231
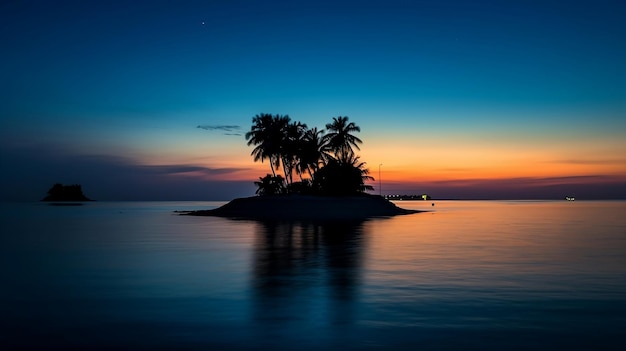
41,183,93,202
187,114,420,220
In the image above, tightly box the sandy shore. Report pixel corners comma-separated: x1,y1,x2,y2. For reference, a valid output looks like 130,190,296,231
182,194,421,220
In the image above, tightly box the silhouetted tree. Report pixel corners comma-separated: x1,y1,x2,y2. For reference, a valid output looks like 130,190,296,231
254,174,286,196
313,154,374,196
325,116,363,162
247,114,373,196
281,121,308,185
298,127,331,179
246,113,291,177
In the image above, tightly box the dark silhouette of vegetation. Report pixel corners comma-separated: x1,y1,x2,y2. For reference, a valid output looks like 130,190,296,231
42,183,93,201
254,174,286,196
185,116,420,219
245,114,290,178
325,116,363,162
246,114,373,196
313,156,374,196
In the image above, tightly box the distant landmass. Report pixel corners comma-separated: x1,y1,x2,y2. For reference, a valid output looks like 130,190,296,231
41,183,93,202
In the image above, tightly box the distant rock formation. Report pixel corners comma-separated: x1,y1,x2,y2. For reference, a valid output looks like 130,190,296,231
41,183,93,202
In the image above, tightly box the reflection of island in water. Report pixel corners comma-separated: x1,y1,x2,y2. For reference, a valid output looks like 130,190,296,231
252,220,367,328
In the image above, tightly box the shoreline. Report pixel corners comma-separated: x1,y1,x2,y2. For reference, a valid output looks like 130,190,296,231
182,194,422,221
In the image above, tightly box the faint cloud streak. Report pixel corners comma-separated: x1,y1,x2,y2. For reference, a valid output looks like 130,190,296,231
197,124,242,136
548,158,626,165
139,164,249,176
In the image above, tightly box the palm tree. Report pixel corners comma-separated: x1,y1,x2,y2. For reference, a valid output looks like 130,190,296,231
245,113,290,177
297,127,331,179
281,121,307,185
313,153,374,195
254,174,286,196
345,154,375,193
325,116,363,162
247,114,372,196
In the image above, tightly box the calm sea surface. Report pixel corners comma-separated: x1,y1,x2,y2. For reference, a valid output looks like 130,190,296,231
1,200,626,350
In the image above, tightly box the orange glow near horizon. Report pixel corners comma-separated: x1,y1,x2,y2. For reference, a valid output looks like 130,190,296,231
127,124,625,191
359,132,626,185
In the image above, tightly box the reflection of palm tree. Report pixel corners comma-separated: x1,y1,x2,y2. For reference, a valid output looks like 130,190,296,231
251,220,367,326
325,116,363,162
245,113,291,177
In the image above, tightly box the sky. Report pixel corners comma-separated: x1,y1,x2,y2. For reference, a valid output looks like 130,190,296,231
1,0,625,200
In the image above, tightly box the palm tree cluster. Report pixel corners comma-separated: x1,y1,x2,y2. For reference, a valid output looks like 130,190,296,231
245,114,374,196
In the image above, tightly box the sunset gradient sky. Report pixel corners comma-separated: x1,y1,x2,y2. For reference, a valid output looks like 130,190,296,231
1,0,625,200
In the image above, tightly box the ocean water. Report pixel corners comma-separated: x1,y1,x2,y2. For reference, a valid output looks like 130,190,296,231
1,200,625,350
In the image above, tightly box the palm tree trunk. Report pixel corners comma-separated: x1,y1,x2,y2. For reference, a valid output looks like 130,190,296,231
281,156,290,185
269,156,277,177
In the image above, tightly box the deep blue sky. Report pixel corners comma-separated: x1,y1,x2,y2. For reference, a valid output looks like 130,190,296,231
1,0,625,200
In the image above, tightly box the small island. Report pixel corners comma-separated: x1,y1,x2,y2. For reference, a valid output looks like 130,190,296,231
185,194,418,220
186,114,420,220
42,183,93,202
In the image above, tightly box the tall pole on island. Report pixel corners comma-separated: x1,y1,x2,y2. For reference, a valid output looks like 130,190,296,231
379,163,382,196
